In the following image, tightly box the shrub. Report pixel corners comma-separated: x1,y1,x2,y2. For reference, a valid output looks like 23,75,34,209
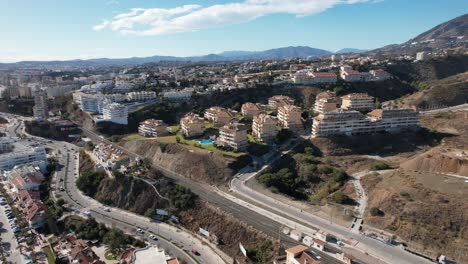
370,207,384,217
371,161,391,171
331,191,349,204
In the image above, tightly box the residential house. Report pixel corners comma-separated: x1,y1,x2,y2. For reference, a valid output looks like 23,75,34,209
241,102,262,120
216,122,248,151
180,113,205,138
285,245,321,264
138,119,168,137
252,113,278,142
204,107,235,127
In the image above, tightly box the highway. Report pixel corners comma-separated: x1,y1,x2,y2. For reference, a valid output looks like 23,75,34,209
1,114,226,264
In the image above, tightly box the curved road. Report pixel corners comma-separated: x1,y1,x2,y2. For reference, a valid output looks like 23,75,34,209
1,113,225,264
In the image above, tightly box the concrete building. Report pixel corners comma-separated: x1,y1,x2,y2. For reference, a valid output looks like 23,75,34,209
0,145,48,172
369,69,391,81
33,89,48,120
340,69,372,82
138,119,168,137
341,93,375,112
292,71,337,85
312,108,419,138
268,95,295,110
416,51,426,61
101,103,128,125
180,113,204,138
285,245,321,264
162,88,193,102
204,106,235,127
252,113,278,142
241,102,262,120
278,104,303,132
127,91,156,101
313,91,339,114
216,122,248,151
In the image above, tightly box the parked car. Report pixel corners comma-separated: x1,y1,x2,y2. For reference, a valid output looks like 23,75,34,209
191,249,200,256
137,228,144,234
12,227,21,233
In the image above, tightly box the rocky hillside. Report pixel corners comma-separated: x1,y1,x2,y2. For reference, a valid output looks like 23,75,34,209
372,14,467,54
396,71,468,110
123,139,251,184
401,148,468,176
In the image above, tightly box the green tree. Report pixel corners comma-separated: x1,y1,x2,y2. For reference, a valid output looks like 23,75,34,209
103,228,127,254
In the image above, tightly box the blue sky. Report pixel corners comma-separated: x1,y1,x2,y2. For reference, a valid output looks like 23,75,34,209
0,0,466,62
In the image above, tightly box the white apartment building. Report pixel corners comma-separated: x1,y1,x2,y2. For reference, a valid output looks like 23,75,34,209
340,69,372,82
341,93,375,112
138,119,168,137
216,123,248,151
162,88,193,102
313,91,339,115
278,104,303,132
0,145,48,172
252,113,278,142
369,69,391,81
33,89,48,120
292,71,337,85
102,103,128,125
416,51,426,61
127,91,157,102
312,108,419,138
73,92,125,114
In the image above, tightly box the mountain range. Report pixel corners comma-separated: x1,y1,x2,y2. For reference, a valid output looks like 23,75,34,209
1,13,466,67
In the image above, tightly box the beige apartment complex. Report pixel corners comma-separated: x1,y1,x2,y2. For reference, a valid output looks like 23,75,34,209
216,122,248,151
241,102,262,120
312,108,419,138
313,91,339,115
252,113,278,142
138,119,168,137
180,113,205,137
204,106,235,127
268,95,295,110
278,104,303,132
340,93,375,112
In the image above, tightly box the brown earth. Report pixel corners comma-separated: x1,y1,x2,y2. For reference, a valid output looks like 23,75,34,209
123,139,251,184
401,148,468,176
361,169,468,263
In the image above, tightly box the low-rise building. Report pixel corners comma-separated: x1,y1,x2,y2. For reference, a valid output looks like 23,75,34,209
204,106,235,127
101,103,128,125
292,71,337,85
340,69,372,82
17,190,45,228
340,93,375,112
0,144,47,172
162,88,193,102
278,104,303,132
180,113,204,138
367,108,420,133
138,119,168,137
127,91,157,101
285,245,321,264
54,234,104,264
241,102,262,120
216,122,248,151
369,69,391,81
252,113,278,142
268,95,295,110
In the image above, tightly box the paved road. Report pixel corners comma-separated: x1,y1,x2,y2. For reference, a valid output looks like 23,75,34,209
420,103,468,114
1,114,226,264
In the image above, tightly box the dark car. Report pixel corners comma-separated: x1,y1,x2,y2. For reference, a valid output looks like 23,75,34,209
191,249,200,256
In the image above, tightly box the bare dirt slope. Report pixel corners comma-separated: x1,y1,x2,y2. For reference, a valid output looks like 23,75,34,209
362,169,468,263
124,139,250,184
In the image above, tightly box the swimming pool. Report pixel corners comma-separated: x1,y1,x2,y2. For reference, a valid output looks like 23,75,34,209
195,139,213,145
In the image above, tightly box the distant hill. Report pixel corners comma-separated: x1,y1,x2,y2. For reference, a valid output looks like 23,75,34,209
372,13,468,54
0,46,332,68
335,48,368,54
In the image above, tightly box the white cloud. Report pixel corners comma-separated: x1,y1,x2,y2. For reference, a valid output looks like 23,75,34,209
94,0,376,36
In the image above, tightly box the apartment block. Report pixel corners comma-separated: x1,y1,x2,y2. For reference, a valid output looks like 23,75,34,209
313,91,339,114
127,91,156,101
162,88,194,102
180,113,205,138
292,71,337,85
278,104,303,132
138,119,168,137
340,69,372,82
101,103,128,125
340,93,375,112
33,89,48,120
369,69,391,81
0,145,48,172
241,102,262,120
268,95,295,110
312,108,419,138
204,106,235,127
216,122,248,151
252,113,278,142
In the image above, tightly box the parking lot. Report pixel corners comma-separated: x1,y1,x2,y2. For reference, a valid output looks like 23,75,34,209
0,196,24,264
